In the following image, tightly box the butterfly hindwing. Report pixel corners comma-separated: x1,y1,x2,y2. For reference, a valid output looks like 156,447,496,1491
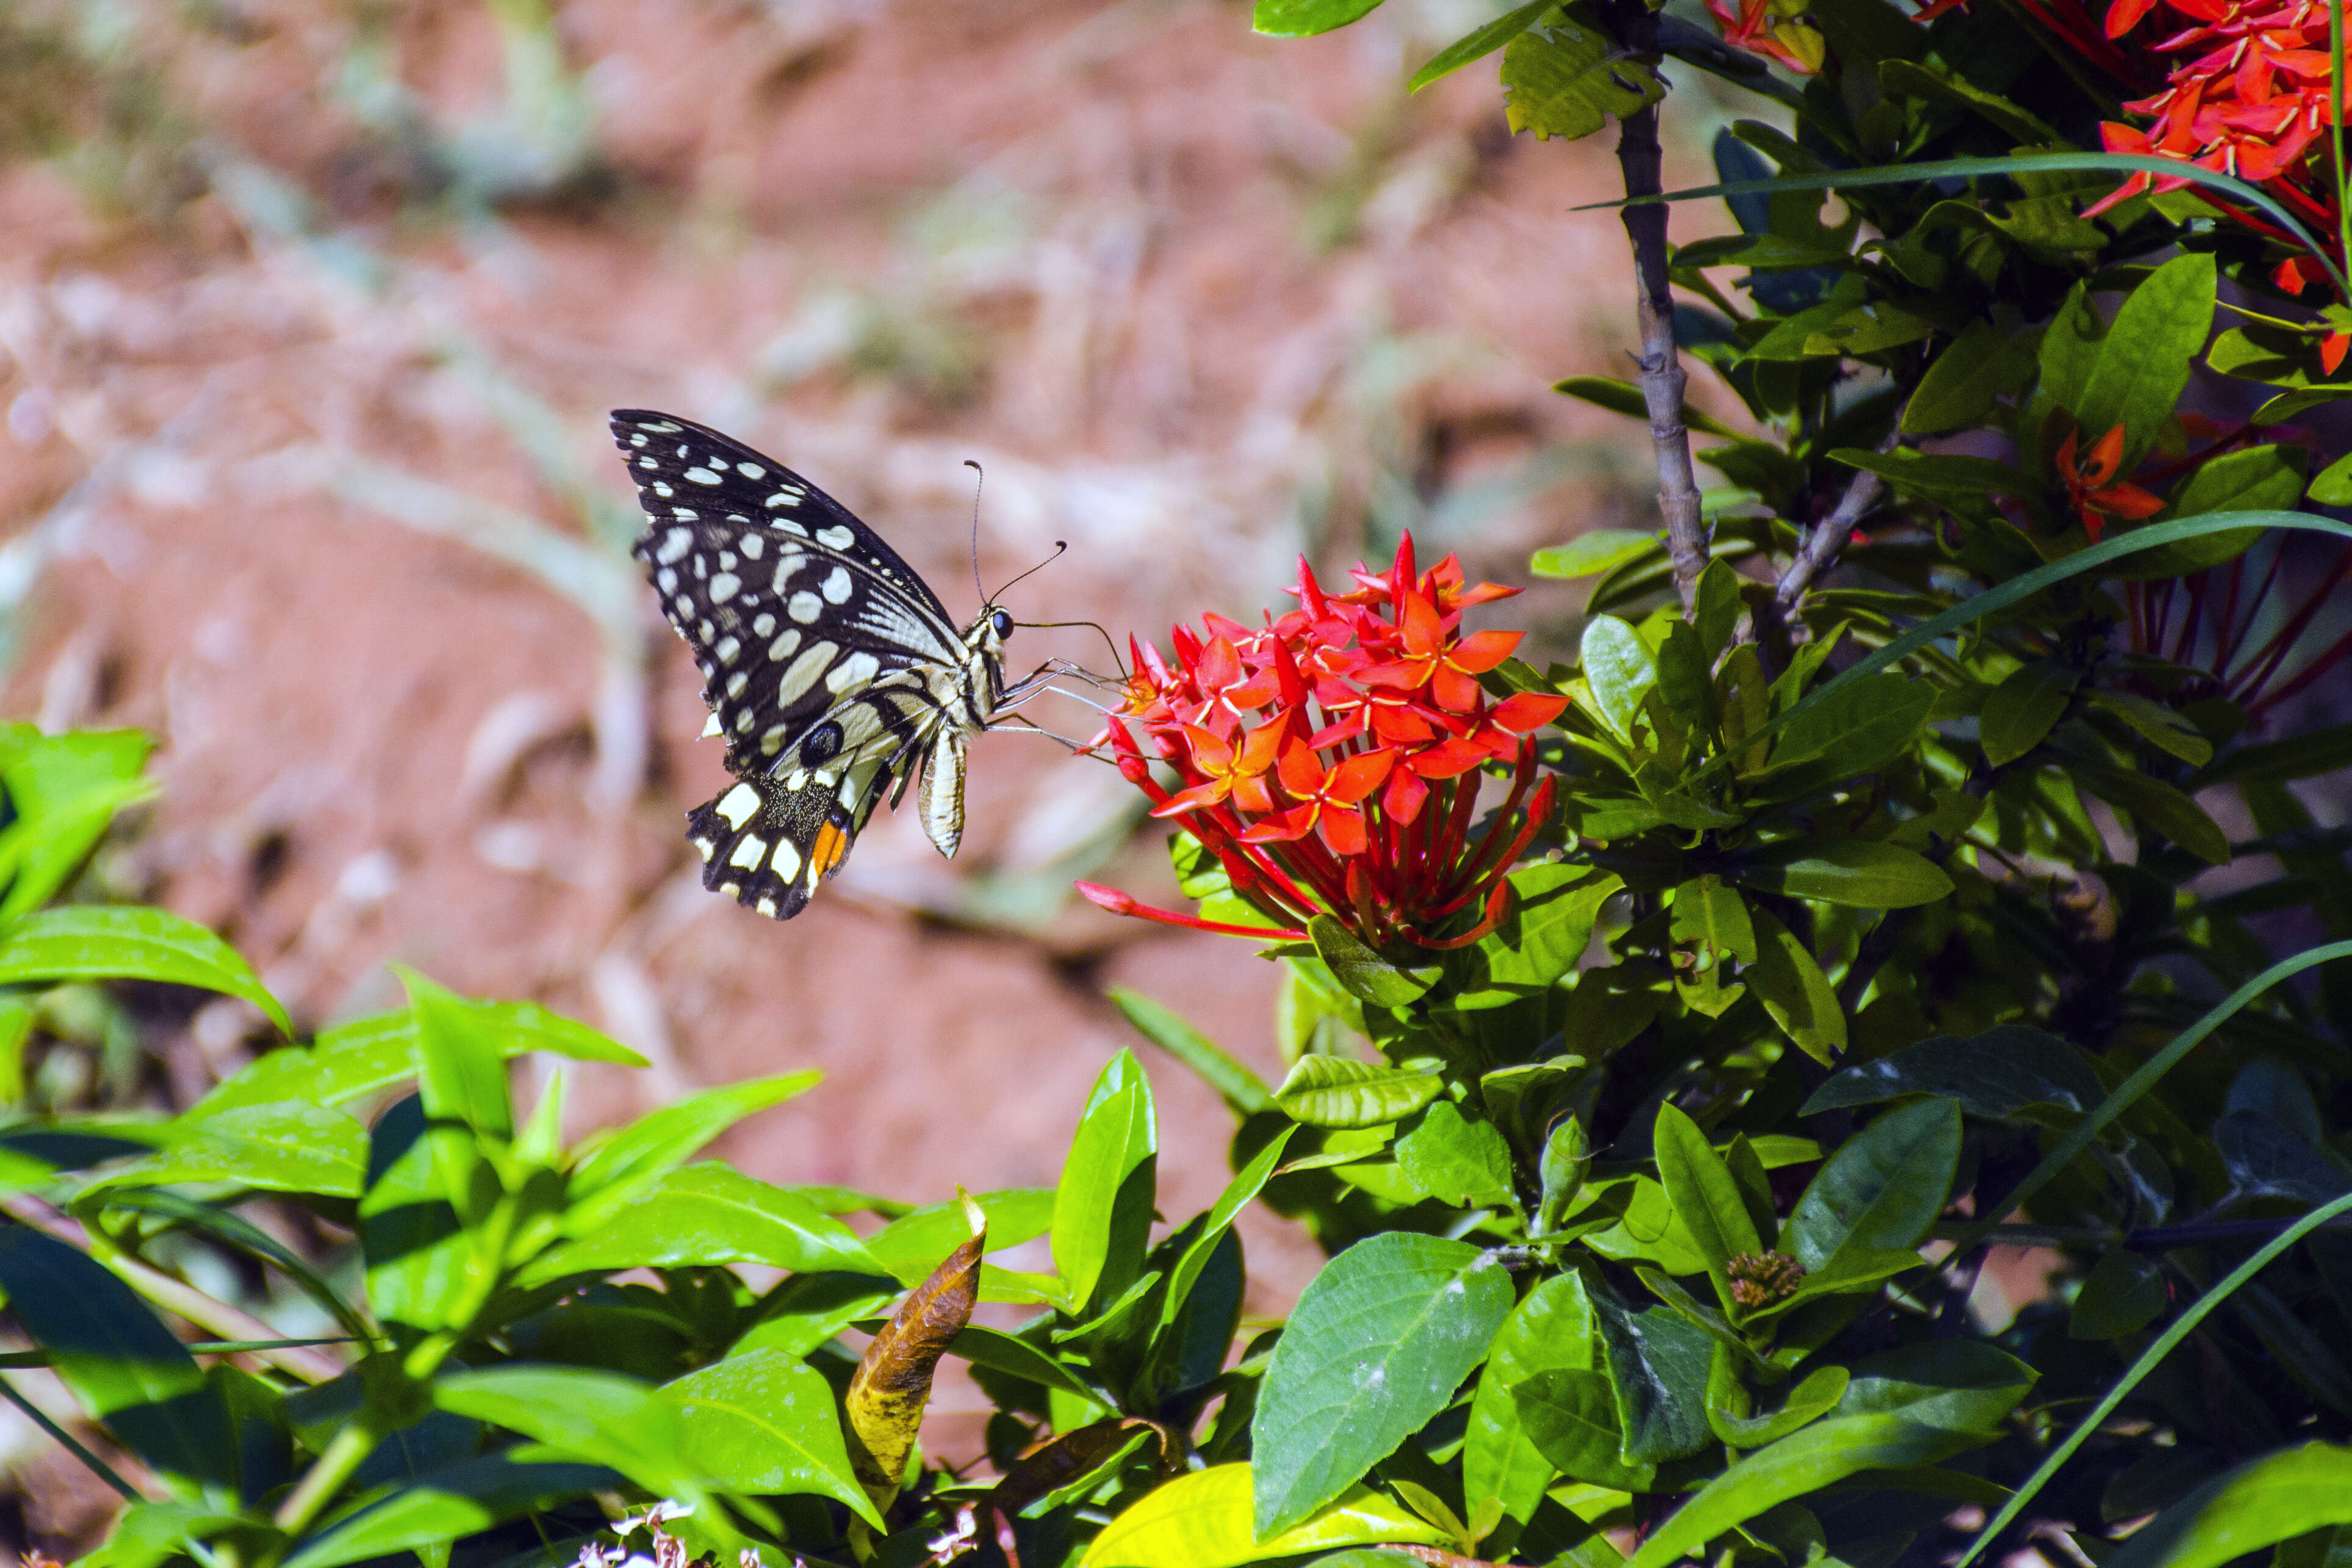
686,772,881,920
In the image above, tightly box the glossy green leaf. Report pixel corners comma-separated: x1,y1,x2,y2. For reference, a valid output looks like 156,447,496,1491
1708,1361,1848,1448
660,1346,883,1525
1409,0,1554,90
2075,764,2231,865
1394,1102,1515,1208
1980,663,2077,766
1054,1048,1159,1315
729,1273,898,1360
1625,1415,1987,1568
1803,1025,2102,1120
1465,1273,1597,1529
0,1225,238,1492
1653,1104,1761,1310
865,1187,1055,1283
1079,1464,1447,1568
0,729,155,920
568,1070,820,1196
0,906,293,1038
2071,1249,2168,1339
1251,1233,1515,1536
1273,1054,1443,1129
436,1364,696,1497
401,969,512,1142
78,1502,252,1568
1112,989,1273,1114
1253,0,1385,36
1161,1126,1296,1335
2089,689,2215,764
1310,915,1440,1009
1744,908,1845,1064
1731,839,1953,909
1837,1340,2036,1432
103,1102,368,1197
1762,672,1935,777
1514,1369,1655,1491
1579,616,1656,746
1501,5,1664,141
524,1163,882,1283
1592,1290,1713,1465
1902,318,2043,435
2105,1442,2352,1568
1448,866,1621,1011
1532,528,1661,579
279,1456,612,1568
2073,252,2217,470
1788,1098,1960,1270
950,1323,1106,1406
356,1094,476,1332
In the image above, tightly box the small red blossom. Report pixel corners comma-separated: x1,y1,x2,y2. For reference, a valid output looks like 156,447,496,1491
1086,534,1569,950
1702,0,1826,70
2056,423,2168,541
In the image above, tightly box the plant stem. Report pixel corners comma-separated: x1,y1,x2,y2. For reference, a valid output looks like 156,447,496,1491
0,1373,144,1501
1612,100,1709,614
274,1423,374,1533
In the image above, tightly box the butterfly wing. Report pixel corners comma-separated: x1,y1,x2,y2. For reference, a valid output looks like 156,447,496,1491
613,409,983,918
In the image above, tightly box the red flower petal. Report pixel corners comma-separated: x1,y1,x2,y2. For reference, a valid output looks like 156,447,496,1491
1151,780,1232,818
1449,629,1524,673
1410,738,1491,779
1489,691,1571,733
1385,765,1430,824
1319,807,1369,857
2325,332,2351,376
1326,749,1397,804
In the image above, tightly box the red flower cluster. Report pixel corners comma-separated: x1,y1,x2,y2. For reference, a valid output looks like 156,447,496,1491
2089,0,2339,220
2056,423,2166,540
1077,537,1568,951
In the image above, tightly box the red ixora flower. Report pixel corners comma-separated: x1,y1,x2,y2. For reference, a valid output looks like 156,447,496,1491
2056,423,2166,541
1076,535,1569,951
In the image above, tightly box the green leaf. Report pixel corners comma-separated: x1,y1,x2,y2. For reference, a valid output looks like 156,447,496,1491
1730,839,1953,909
523,1163,883,1283
0,729,155,919
436,1364,696,1498
103,1102,368,1197
1465,1274,1597,1529
1624,1415,1988,1568
1251,1233,1515,1536
1273,1055,1444,1129
1161,1127,1296,1337
2073,252,2218,470
1788,1099,1961,1271
1592,1289,1713,1465
726,1273,899,1360
1447,866,1620,1011
1762,672,1935,777
1744,908,1846,1065
1501,5,1665,142
1708,1362,1848,1448
865,1188,1055,1283
1579,616,1656,747
1394,1102,1515,1208
1054,1048,1159,1315
660,1346,883,1526
279,1456,613,1568
0,1225,238,1492
1532,528,1662,579
190,1002,644,1118
1078,1464,1447,1568
401,969,512,1142
1253,0,1385,35
2105,1442,2352,1568
1980,663,2077,766
1837,1340,2037,1432
1902,319,2044,435
2075,764,2232,865
1513,1370,1655,1491
568,1070,821,1196
79,1502,253,1568
0,906,293,1038
2089,690,2214,766
1310,915,1440,1009
1112,989,1273,1114
1802,1026,2103,1121
1653,1105,1761,1312
2313,450,2352,506
2070,1249,2168,1339
1409,0,1554,90
2116,448,2304,579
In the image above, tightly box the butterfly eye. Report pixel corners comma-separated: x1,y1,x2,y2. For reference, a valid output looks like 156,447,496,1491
991,609,1013,639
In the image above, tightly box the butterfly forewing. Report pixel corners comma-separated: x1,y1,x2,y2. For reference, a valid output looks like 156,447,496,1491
611,409,1004,919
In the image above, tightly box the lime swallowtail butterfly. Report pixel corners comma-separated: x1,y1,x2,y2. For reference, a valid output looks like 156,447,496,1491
612,410,1056,920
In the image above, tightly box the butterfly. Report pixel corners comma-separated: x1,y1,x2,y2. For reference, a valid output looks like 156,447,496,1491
611,409,1057,920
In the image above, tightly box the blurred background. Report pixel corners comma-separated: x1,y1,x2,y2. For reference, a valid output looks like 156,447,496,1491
0,0,1757,1539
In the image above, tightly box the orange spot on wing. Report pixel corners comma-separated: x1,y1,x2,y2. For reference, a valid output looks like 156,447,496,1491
810,822,850,881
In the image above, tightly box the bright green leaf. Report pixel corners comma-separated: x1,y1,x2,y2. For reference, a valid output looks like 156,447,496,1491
1501,5,1666,142
1253,0,1385,36
1079,1464,1447,1568
1465,1274,1597,1529
1054,1049,1159,1315
1273,1055,1443,1129
0,906,293,1039
1744,908,1846,1064
660,1346,883,1526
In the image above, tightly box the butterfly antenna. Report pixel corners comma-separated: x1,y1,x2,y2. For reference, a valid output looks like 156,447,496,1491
1016,619,1131,681
989,540,1068,604
964,459,985,609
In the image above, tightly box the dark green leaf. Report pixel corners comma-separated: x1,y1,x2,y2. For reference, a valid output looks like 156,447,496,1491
1251,1233,1515,1536
1653,1105,1761,1310
1592,1287,1713,1464
435,1363,697,1498
1802,1026,2104,1120
1788,1099,1961,1269
1311,916,1440,1009
2106,1443,2352,1568
2071,1249,2168,1339
1449,867,1621,1011
1902,320,2042,435
1980,664,2077,766
1731,839,1953,909
1838,1340,2036,1431
2073,252,2218,469
1513,1369,1655,1491
2074,764,2231,865
1762,672,1934,777
1744,908,1845,1064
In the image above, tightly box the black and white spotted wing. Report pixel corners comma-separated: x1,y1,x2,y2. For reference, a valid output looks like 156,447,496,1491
611,409,1010,921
